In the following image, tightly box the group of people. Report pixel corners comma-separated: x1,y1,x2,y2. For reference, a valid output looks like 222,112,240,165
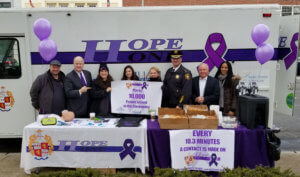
161,50,240,116
30,50,240,118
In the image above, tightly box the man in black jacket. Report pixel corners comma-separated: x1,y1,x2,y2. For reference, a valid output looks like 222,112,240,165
162,50,192,108
192,63,220,106
30,60,66,115
64,56,92,118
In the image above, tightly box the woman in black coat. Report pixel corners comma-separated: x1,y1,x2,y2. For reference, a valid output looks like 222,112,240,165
214,61,240,116
147,66,162,82
90,63,113,116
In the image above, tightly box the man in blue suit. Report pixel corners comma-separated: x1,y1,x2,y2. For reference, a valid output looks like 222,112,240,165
64,56,92,118
192,63,220,106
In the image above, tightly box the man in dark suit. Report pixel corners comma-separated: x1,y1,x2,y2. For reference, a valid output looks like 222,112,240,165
64,56,92,118
192,63,219,106
162,50,192,108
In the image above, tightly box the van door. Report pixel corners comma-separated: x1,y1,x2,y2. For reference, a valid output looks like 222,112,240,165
0,36,35,138
274,16,299,116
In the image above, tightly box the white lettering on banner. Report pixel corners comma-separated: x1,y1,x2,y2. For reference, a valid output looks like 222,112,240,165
111,81,162,115
170,130,235,172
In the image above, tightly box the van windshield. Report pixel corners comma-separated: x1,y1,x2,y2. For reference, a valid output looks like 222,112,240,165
0,39,21,79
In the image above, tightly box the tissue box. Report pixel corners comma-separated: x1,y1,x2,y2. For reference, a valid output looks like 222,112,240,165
187,110,219,129
158,108,189,129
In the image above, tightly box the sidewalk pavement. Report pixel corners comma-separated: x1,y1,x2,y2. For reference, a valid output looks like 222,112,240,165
0,151,300,177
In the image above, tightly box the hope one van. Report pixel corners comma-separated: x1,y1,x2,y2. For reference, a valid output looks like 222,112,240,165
0,4,298,137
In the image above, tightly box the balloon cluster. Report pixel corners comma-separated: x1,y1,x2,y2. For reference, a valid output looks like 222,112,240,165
33,18,57,62
251,24,274,65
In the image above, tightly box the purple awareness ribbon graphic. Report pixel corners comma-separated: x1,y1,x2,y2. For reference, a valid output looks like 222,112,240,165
284,32,299,70
119,139,136,160
209,153,218,166
141,82,148,90
204,33,227,70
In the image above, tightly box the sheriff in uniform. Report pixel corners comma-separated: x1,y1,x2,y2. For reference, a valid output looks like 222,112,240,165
162,50,192,108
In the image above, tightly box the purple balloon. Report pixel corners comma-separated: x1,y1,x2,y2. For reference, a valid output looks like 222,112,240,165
33,18,52,41
255,43,274,65
251,24,270,46
38,39,57,61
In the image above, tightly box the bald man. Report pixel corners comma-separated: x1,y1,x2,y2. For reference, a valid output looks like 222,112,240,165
192,63,219,106
64,56,92,118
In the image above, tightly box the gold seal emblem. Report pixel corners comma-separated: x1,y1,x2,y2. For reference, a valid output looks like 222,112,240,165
175,74,180,79
185,73,190,80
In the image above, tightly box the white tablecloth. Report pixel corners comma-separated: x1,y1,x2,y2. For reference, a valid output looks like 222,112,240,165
20,119,148,174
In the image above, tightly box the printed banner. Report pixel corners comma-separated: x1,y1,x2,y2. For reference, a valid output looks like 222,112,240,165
21,120,148,174
111,81,162,115
240,70,270,90
170,129,235,171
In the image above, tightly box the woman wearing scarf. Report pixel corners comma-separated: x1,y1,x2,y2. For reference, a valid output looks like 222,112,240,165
215,61,240,116
90,63,114,116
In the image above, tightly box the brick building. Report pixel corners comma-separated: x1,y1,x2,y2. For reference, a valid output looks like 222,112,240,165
123,0,300,16
123,0,300,6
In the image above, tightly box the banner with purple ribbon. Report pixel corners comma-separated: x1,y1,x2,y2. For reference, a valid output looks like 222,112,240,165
111,81,162,115
169,129,234,171
284,32,299,70
21,120,147,174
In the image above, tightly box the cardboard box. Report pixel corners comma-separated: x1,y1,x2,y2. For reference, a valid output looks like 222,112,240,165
183,105,208,112
158,108,189,129
187,110,219,129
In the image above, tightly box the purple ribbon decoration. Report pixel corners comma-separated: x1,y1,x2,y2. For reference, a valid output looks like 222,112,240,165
209,153,218,166
141,82,148,90
284,32,299,70
204,33,227,70
119,139,136,160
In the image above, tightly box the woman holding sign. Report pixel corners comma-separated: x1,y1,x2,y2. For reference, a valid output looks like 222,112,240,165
214,61,240,116
121,65,139,81
90,63,114,116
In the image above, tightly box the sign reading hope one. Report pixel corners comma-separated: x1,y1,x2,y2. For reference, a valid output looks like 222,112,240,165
83,38,183,62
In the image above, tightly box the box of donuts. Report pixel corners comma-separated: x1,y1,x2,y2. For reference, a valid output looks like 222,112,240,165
187,110,218,129
183,105,208,112
158,108,189,129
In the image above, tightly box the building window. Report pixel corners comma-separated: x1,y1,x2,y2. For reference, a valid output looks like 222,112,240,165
47,3,56,8
0,2,11,8
75,3,85,7
0,39,21,79
59,3,68,8
109,3,119,7
282,6,292,16
88,3,97,7
293,6,300,15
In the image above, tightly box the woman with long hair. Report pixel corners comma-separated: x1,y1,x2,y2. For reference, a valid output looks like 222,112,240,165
90,63,113,116
215,61,240,116
121,65,139,81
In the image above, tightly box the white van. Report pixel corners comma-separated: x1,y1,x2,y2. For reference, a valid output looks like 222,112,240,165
0,4,298,137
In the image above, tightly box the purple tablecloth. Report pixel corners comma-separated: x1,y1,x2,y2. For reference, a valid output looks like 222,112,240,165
147,120,274,173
